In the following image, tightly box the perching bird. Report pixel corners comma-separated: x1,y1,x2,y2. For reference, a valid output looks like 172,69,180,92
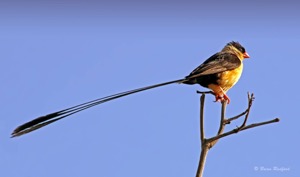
12,41,250,137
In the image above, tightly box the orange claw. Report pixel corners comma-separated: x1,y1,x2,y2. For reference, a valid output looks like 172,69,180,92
223,94,230,104
214,94,222,102
214,93,230,104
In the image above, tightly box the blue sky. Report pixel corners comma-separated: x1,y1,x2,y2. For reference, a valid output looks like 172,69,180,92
1,1,299,177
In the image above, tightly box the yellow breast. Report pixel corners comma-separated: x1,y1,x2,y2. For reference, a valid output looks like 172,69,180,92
217,63,243,92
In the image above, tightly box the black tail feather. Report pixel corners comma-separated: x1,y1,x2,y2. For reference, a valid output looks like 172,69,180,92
11,79,185,137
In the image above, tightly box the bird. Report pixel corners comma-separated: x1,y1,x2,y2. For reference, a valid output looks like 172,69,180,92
11,41,250,137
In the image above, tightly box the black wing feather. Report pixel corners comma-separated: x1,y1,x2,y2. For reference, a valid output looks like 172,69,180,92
186,52,241,79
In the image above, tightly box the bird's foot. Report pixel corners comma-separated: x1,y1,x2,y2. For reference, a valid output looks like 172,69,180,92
223,94,230,104
214,93,230,104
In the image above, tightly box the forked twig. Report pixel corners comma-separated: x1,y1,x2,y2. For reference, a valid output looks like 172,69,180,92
238,93,254,128
207,118,279,143
195,92,280,177
224,92,255,125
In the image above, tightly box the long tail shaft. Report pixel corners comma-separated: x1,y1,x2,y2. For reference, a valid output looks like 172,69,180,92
12,79,185,137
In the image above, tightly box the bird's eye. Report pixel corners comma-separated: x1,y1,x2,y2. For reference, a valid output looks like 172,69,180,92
239,47,245,53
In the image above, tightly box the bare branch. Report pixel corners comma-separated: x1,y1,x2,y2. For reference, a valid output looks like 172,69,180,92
239,93,255,128
237,118,280,132
225,109,248,124
196,92,209,177
225,92,255,124
218,101,227,135
196,145,209,177
200,94,205,144
195,92,280,177
207,118,280,143
210,101,227,148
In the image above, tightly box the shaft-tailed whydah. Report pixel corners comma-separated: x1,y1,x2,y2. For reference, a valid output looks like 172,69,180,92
12,41,250,137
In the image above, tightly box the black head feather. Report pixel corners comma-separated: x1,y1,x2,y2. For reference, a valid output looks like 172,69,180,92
227,41,246,53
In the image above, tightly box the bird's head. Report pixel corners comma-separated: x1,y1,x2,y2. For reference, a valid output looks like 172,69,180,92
223,41,250,60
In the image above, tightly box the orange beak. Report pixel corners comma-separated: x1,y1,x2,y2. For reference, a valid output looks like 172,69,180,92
243,52,250,58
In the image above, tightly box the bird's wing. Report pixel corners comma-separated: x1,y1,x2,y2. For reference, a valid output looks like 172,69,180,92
186,52,241,79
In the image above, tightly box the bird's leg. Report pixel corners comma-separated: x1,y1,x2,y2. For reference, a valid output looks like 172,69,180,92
208,84,230,104
214,94,223,102
214,91,230,104
222,93,230,104
215,95,230,104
